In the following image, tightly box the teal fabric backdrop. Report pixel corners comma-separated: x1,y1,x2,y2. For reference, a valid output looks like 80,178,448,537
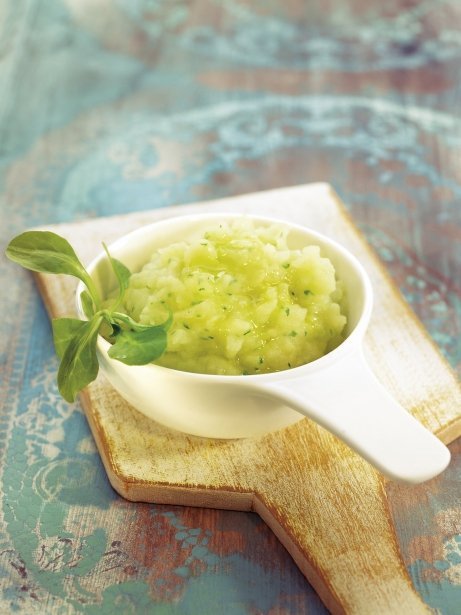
1,1,460,613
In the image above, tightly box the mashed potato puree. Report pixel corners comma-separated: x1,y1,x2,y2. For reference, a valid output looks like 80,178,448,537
122,220,347,375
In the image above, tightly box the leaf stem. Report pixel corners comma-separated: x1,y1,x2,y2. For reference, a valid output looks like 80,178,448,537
81,272,102,310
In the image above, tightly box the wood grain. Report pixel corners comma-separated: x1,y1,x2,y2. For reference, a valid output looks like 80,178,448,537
34,183,461,614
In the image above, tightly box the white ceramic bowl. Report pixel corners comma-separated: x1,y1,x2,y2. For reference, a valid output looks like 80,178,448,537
76,213,450,483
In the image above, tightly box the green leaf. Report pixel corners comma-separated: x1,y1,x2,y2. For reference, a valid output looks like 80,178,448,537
102,243,131,311
112,257,131,290
108,325,167,365
112,310,173,332
110,311,147,331
6,231,100,306
57,316,103,402
99,318,119,342
52,317,89,359
103,243,131,297
6,231,87,277
6,229,173,403
80,290,95,318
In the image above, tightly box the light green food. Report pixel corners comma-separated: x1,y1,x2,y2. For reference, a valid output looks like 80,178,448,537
122,220,347,375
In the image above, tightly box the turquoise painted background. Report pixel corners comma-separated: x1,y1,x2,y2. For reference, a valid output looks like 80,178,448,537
1,1,460,612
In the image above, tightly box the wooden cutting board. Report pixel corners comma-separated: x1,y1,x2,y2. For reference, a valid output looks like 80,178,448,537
34,183,461,614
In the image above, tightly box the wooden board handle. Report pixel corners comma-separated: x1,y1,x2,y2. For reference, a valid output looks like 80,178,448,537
251,431,432,615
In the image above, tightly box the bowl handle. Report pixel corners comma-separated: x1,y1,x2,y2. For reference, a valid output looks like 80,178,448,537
258,350,450,483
